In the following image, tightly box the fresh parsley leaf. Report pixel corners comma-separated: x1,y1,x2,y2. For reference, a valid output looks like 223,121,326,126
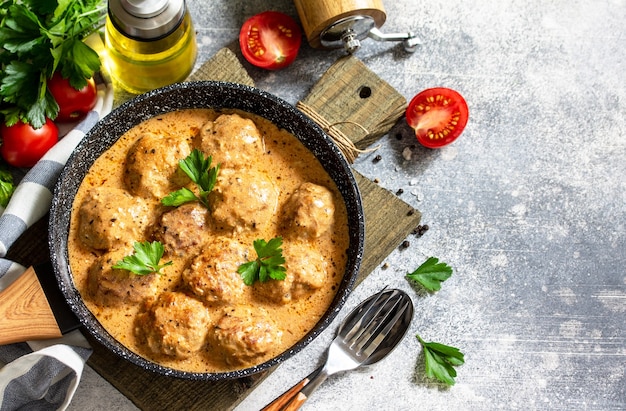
161,187,197,207
238,237,287,285
417,334,465,386
237,260,260,286
406,257,453,292
0,5,42,54
0,162,15,207
0,61,38,103
28,0,58,15
161,149,220,208
112,241,173,276
60,38,101,87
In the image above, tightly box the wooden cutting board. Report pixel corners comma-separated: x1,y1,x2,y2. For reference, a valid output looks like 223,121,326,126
7,48,421,411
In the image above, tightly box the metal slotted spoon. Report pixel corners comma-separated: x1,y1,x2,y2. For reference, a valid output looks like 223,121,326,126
262,288,414,411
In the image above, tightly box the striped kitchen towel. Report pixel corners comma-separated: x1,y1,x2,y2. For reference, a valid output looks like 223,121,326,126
0,81,113,411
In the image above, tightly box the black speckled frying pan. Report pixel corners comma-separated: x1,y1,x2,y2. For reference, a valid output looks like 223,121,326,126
47,81,365,380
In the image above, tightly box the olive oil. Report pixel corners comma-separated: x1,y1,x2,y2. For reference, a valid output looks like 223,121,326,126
104,0,197,94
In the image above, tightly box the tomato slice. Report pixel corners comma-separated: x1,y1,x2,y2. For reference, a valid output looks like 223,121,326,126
239,11,302,70
406,87,469,148
1,118,59,167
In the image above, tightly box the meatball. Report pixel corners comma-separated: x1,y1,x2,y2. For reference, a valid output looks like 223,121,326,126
124,132,192,199
282,183,335,240
208,168,278,232
77,187,151,250
182,237,249,305
87,249,161,307
153,203,210,257
254,241,328,304
199,113,264,168
210,306,282,366
135,291,212,359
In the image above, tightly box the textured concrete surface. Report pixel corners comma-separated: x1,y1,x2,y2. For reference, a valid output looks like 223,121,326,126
68,0,625,410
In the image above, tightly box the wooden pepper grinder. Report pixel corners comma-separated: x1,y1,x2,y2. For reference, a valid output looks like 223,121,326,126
293,0,419,53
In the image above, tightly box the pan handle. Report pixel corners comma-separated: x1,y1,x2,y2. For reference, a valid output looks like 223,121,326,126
0,266,63,345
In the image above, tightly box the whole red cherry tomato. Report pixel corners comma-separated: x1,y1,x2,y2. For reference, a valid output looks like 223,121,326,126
406,87,469,148
0,119,59,167
48,72,97,122
239,11,302,70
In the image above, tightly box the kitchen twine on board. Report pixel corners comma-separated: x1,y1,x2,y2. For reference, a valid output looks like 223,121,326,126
296,101,379,163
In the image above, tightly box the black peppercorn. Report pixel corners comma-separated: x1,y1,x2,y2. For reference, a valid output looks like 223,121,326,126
413,224,430,237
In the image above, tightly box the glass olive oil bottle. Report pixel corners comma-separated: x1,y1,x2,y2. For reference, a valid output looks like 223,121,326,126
105,0,197,94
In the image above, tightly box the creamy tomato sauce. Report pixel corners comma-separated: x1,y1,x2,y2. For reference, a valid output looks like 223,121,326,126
68,109,349,373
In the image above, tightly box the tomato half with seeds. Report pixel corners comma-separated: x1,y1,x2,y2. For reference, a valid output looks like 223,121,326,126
406,87,469,148
239,11,302,70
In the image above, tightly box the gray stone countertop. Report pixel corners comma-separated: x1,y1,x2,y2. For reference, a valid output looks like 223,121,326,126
68,0,625,410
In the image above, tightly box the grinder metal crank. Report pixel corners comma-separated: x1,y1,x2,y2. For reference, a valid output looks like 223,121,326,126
293,0,420,53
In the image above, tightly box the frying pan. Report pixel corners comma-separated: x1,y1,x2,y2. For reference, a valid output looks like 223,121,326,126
40,81,365,380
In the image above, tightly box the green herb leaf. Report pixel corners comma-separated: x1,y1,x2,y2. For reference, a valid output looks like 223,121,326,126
417,334,465,386
238,237,287,285
0,162,15,207
60,38,101,87
161,149,220,208
28,0,58,15
237,260,260,286
161,187,198,207
179,148,219,193
112,241,173,276
406,257,453,292
0,5,42,54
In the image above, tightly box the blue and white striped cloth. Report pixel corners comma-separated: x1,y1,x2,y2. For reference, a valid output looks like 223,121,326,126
0,82,113,411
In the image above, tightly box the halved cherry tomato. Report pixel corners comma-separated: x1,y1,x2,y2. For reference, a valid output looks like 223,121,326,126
239,11,302,70
48,72,97,122
0,119,59,167
406,87,469,148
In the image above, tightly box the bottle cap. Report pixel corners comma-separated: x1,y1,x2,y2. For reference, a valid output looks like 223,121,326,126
109,0,185,39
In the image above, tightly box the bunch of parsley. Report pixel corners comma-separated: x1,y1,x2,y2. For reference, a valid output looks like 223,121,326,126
0,0,105,128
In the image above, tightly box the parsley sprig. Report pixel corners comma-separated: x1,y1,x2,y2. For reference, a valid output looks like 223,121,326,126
417,334,465,386
406,256,453,292
112,241,172,276
0,0,105,127
404,256,464,385
237,237,287,285
0,161,15,207
161,149,219,208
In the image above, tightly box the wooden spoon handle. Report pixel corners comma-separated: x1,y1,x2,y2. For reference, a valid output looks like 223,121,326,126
282,391,309,411
261,376,312,411
0,266,62,345
261,365,324,411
